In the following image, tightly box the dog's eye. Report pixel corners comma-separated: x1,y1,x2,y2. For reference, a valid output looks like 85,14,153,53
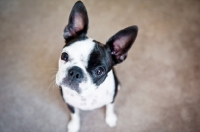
95,67,104,76
61,52,69,62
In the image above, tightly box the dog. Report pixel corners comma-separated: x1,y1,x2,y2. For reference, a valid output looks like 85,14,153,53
56,1,138,132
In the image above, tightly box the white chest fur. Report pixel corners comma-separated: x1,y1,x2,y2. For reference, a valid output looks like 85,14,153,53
61,70,115,110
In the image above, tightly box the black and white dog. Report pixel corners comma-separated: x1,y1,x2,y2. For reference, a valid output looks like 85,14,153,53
56,1,138,132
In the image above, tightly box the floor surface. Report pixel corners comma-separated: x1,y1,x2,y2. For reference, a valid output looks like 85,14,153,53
0,0,200,132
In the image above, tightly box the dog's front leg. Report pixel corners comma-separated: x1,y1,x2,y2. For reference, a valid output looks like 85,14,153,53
105,103,118,127
67,104,80,132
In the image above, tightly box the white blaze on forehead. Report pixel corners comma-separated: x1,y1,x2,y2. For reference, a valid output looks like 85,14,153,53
62,38,95,67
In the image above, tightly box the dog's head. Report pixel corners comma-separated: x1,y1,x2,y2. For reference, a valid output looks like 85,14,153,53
56,1,138,95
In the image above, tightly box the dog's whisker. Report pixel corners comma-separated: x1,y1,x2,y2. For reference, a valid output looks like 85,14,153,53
48,71,58,76
52,79,59,91
51,74,57,80
47,79,56,91
46,68,58,75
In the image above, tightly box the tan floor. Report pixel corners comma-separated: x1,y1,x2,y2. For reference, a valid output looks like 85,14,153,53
0,0,200,132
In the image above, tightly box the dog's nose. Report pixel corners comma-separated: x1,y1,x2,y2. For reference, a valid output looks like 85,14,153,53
68,66,84,82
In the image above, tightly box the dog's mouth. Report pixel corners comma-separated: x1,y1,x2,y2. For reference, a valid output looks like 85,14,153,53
59,83,81,94
56,71,96,96
62,80,81,94
56,72,83,93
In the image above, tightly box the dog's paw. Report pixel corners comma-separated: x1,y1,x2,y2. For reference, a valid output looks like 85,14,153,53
67,119,80,132
105,113,118,127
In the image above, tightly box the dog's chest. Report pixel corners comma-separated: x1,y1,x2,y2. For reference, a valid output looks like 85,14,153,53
62,71,115,110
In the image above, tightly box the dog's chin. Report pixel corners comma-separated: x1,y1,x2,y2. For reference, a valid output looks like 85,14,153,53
79,82,98,96
58,84,97,97
79,88,96,96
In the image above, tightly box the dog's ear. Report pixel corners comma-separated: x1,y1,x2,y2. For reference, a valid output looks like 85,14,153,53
106,26,138,65
63,1,88,41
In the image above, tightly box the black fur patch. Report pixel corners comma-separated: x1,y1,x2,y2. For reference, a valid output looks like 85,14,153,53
64,36,88,48
87,40,112,86
59,86,63,98
112,69,119,103
67,103,75,113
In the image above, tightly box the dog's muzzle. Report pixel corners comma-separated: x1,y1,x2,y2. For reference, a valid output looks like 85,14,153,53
62,66,85,93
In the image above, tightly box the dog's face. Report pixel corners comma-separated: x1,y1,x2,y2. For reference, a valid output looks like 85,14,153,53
56,38,113,95
56,1,138,95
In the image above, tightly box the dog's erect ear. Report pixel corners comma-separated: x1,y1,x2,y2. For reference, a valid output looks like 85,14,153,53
63,1,88,41
106,26,138,65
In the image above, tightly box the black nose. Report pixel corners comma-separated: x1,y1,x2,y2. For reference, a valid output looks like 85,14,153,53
68,66,84,82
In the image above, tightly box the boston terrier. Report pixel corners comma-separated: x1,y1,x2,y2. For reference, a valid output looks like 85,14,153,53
56,1,138,132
